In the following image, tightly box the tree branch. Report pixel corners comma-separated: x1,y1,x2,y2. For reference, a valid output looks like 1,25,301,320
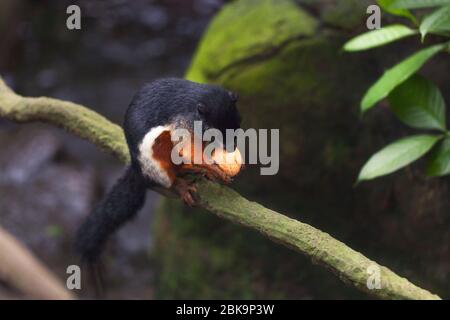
0,76,440,300
0,226,74,299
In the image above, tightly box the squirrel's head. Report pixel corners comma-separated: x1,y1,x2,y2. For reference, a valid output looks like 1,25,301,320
168,80,241,148
124,78,242,164
193,87,241,135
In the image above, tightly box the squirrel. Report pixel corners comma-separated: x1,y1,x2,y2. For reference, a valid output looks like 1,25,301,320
75,78,242,263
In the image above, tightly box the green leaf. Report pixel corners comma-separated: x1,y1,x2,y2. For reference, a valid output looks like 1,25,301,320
420,6,450,40
392,0,450,9
361,44,445,112
357,135,441,182
377,0,418,23
388,75,446,131
426,137,450,176
344,25,418,51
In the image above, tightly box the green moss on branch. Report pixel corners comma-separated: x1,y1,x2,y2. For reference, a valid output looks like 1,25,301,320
0,76,440,300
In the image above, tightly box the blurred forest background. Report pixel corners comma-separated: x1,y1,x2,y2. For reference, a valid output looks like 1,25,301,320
0,0,449,299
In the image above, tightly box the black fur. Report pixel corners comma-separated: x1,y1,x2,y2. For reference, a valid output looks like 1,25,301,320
124,78,241,168
75,166,146,262
75,78,241,263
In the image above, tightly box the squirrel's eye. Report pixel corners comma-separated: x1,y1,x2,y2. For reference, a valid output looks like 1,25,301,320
197,102,208,115
228,91,238,102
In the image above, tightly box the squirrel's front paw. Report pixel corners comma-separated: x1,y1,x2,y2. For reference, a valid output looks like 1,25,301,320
203,166,233,184
173,179,197,206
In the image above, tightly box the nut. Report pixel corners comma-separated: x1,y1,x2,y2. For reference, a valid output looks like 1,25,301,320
211,148,242,177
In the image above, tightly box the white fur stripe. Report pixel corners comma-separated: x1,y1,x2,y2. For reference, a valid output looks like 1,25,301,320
138,125,173,188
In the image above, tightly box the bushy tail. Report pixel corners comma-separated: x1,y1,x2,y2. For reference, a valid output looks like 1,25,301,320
75,166,146,263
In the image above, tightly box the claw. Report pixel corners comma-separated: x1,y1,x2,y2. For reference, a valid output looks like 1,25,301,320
203,164,232,184
204,170,221,183
173,179,197,206
180,163,232,184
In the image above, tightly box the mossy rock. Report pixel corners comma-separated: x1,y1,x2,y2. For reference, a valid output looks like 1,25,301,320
184,0,379,212
152,0,450,298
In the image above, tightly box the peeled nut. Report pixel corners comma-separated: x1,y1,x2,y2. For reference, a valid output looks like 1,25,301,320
178,141,204,163
211,148,243,177
177,141,243,177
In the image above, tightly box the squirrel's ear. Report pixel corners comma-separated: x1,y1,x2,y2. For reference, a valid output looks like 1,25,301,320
197,102,208,115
